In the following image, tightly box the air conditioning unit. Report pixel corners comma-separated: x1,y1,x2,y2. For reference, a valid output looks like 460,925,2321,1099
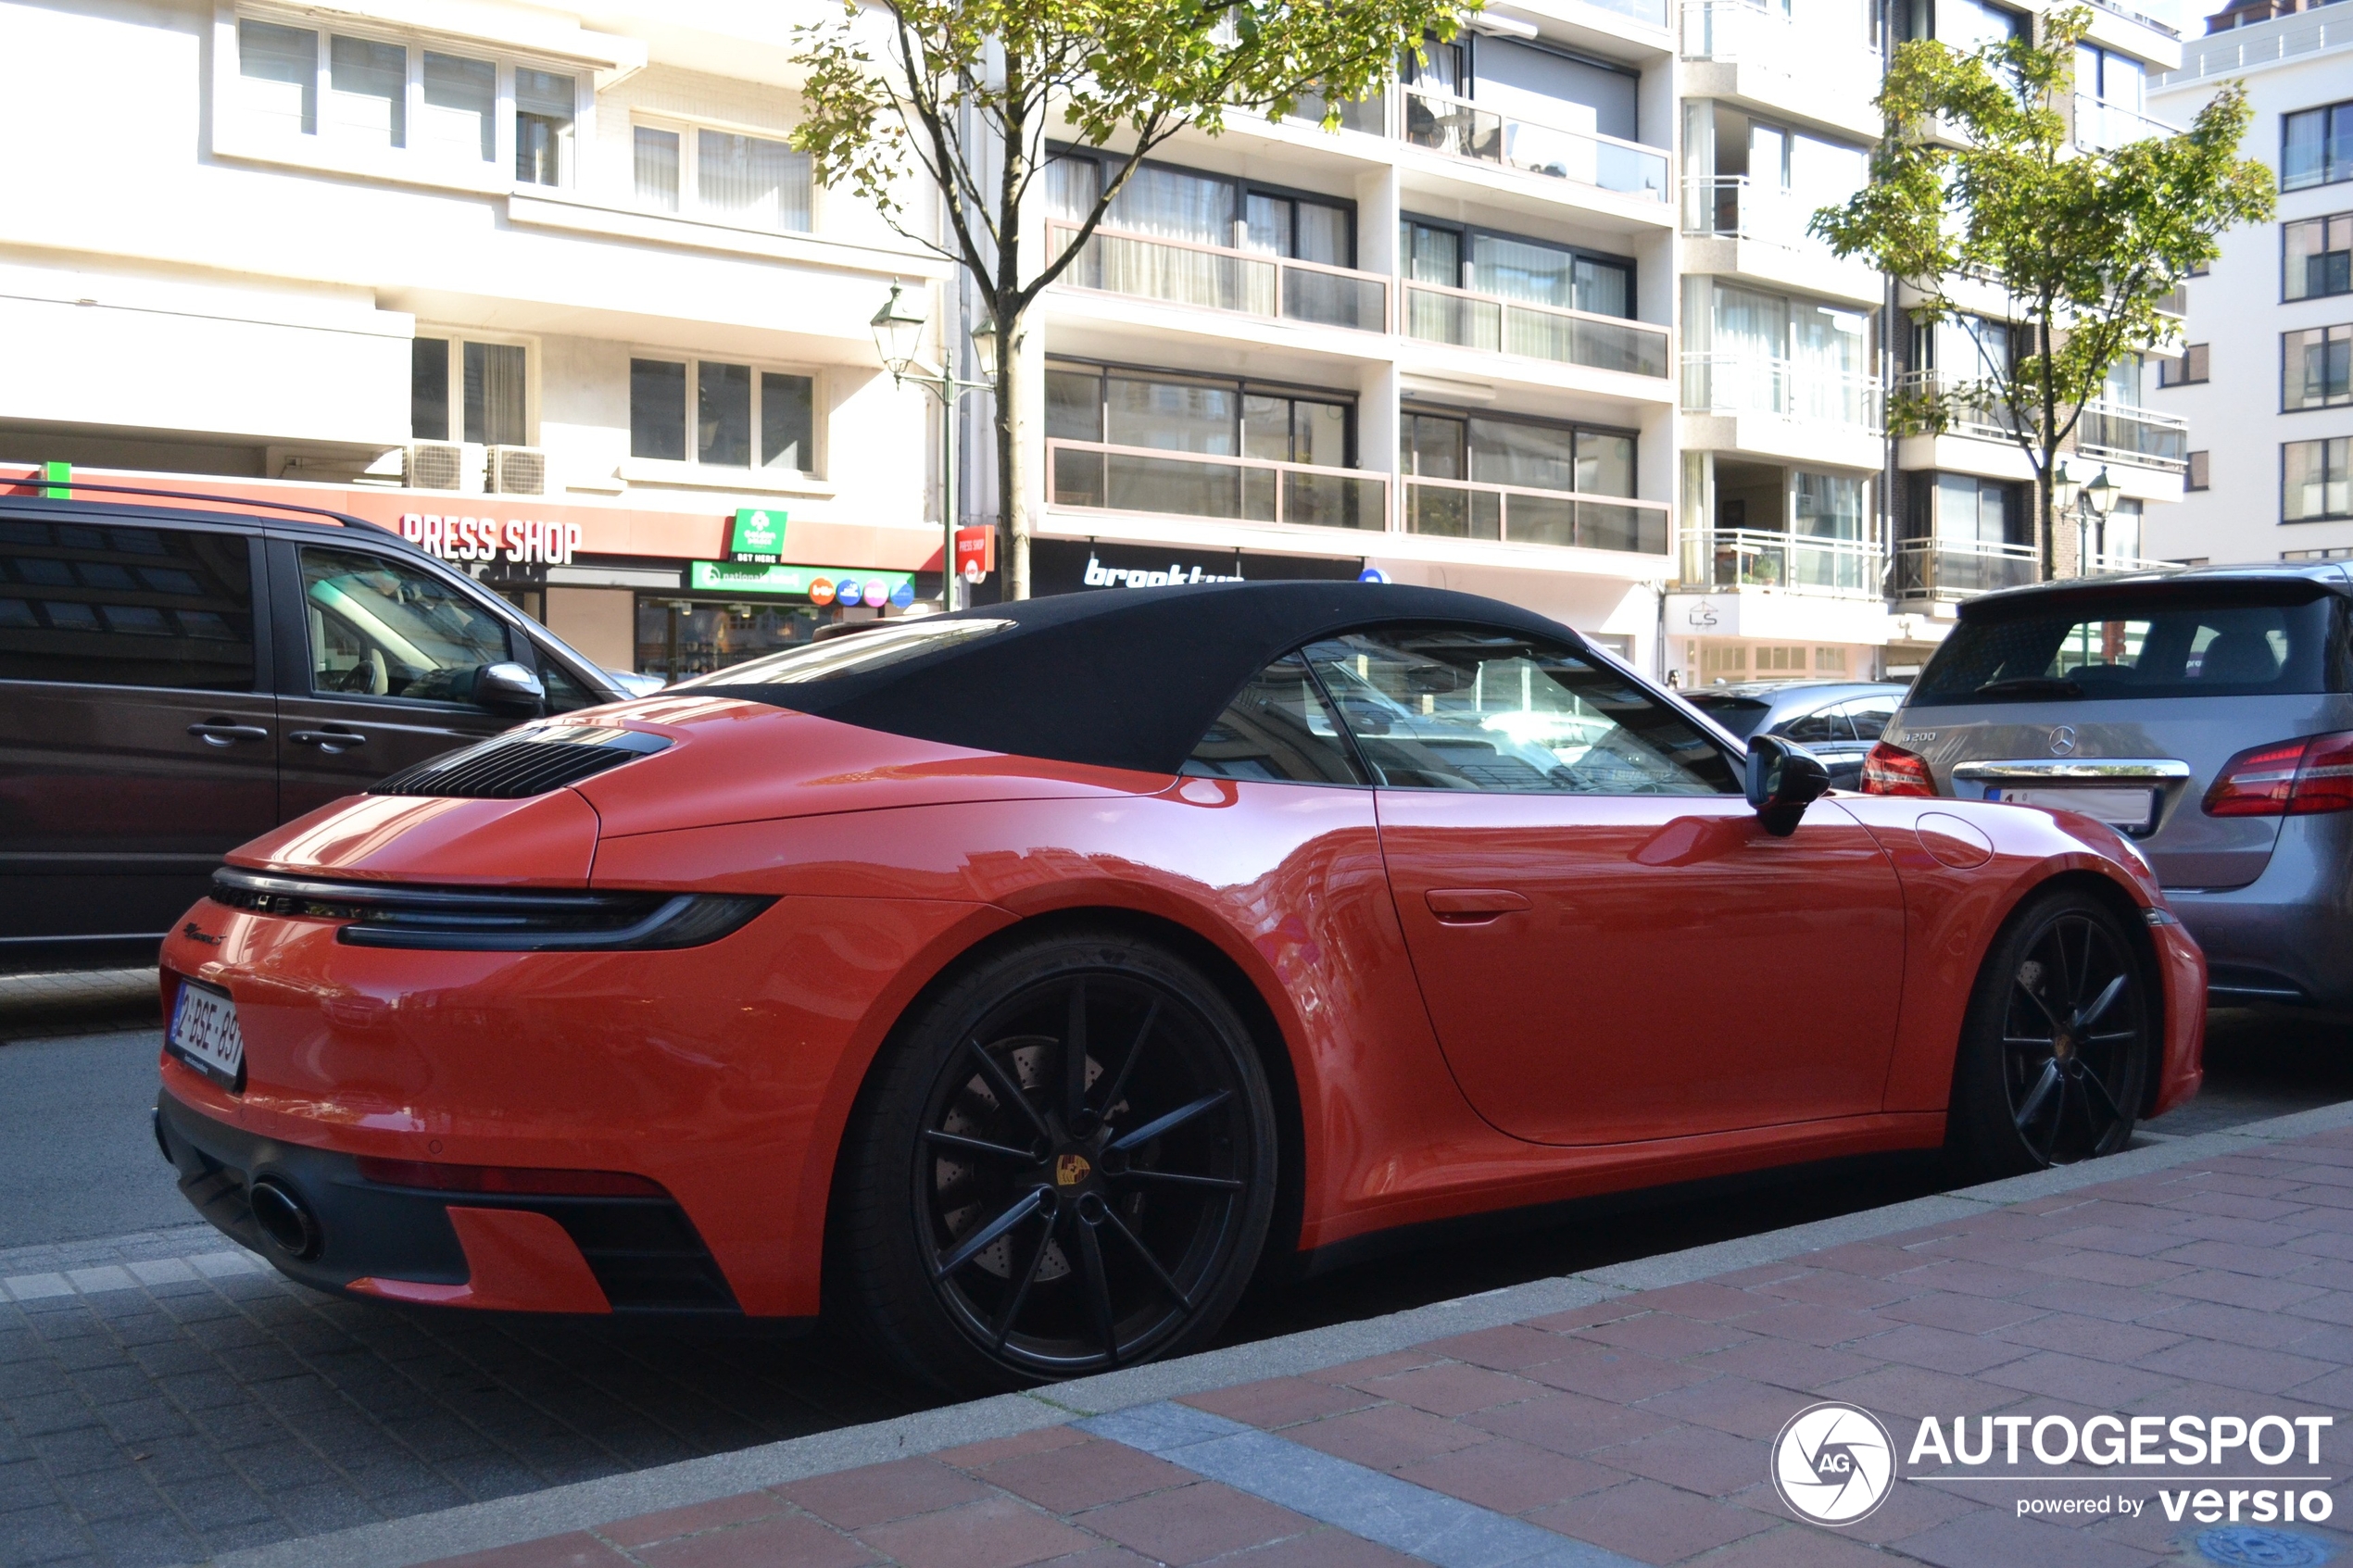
403,441,478,492
486,445,547,495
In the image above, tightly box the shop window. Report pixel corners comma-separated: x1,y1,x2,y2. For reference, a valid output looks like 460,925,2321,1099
2284,324,2353,410
631,120,812,232
411,334,529,446
2286,214,2353,301
2284,437,2352,521
631,357,818,472
1815,646,1849,674
2284,101,2353,192
635,596,824,682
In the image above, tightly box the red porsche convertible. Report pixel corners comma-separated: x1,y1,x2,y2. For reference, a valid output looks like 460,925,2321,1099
153,583,2203,1391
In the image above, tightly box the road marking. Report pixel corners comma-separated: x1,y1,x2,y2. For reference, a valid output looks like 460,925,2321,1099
1081,1401,1648,1568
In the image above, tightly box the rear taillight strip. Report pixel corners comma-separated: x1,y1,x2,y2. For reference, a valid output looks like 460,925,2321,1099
2203,731,2353,818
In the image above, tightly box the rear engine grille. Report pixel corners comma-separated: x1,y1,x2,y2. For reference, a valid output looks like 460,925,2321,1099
208,868,772,952
372,725,671,799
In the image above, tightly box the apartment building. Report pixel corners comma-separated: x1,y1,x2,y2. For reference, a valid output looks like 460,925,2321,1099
0,0,2193,684
2148,5,2353,567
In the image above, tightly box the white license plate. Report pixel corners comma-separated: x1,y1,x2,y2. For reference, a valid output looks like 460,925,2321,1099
1991,785,2158,833
167,978,245,1088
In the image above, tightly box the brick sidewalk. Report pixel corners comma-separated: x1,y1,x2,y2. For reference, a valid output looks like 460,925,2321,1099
419,1124,2353,1568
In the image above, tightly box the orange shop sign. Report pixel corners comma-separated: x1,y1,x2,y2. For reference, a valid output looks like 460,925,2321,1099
398,510,583,566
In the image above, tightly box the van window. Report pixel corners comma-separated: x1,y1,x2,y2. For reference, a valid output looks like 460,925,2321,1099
1911,587,2344,705
0,521,256,689
300,546,513,702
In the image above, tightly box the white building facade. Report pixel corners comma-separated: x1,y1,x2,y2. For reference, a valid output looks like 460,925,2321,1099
2149,6,2353,568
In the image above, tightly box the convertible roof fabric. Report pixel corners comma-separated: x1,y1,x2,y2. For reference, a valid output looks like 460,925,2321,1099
691,582,1579,775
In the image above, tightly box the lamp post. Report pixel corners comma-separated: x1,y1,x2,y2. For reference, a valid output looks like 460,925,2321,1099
2050,464,2085,582
871,280,993,613
2082,466,2120,574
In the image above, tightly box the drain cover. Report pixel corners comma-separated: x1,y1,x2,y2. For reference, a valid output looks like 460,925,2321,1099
2196,1526,2333,1567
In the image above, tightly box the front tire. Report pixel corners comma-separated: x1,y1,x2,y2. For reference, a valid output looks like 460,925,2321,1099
833,928,1277,1395
1948,886,2155,1180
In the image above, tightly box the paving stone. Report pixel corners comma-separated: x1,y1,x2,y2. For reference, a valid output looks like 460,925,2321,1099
1389,1435,1623,1514
1351,1361,1543,1417
1180,1376,1381,1429
1277,1402,1491,1471
1529,1475,1776,1563
1078,1480,1313,1565
856,1493,1096,1568
975,1439,1189,1515
638,1510,875,1568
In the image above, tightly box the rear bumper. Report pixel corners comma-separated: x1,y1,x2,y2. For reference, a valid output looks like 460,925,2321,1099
2169,816,2353,1009
155,1090,742,1316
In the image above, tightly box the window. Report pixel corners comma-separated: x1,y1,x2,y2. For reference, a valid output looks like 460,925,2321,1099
635,127,680,211
2187,450,2211,491
2284,101,2353,191
625,122,811,231
1182,652,1365,784
1049,150,1355,266
629,357,817,471
2075,44,2145,111
2286,214,2353,300
1912,589,2339,705
2160,344,2209,386
1400,219,1632,318
0,523,255,689
2285,437,2353,521
1918,472,2020,545
233,19,575,185
1401,411,1636,495
299,546,513,701
1897,0,2024,46
1300,627,1740,796
1917,314,2013,380
2285,325,2352,410
410,335,528,446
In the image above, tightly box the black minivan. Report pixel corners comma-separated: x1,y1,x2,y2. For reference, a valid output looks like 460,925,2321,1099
0,486,623,972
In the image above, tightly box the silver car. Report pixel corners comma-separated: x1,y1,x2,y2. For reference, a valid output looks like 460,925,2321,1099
1869,562,2353,1010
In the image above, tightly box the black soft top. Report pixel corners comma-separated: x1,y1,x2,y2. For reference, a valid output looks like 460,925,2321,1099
688,581,1579,775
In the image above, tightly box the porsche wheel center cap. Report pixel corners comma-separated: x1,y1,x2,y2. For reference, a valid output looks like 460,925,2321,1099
1055,1152,1093,1186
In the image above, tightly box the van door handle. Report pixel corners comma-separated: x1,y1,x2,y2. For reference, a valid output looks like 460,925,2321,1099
187,721,270,746
289,729,368,753
1426,888,1533,923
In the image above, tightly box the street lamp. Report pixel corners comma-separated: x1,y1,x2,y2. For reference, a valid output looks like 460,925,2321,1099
871,282,993,612
2084,466,2120,518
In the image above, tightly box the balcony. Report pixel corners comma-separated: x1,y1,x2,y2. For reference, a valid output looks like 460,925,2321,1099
1404,476,1670,554
1047,439,1386,531
1680,176,1840,251
2075,399,2188,472
1402,282,1670,377
1892,537,2039,600
1894,370,2022,442
1680,2,1881,87
1680,526,1882,597
2072,96,2180,152
1583,0,1673,26
1047,222,1390,334
2086,550,2179,575
1399,87,1670,204
1681,354,1882,431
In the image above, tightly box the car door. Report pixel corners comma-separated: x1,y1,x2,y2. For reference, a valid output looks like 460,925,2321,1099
1306,627,1908,1147
269,538,533,817
0,512,277,959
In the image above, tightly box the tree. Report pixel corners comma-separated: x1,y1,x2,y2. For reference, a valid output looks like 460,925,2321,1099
792,0,1458,598
1811,6,2272,580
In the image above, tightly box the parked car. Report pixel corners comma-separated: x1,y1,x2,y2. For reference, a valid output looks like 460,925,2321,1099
1679,681,1908,788
1866,561,2353,1010
154,583,2200,1394
0,486,624,972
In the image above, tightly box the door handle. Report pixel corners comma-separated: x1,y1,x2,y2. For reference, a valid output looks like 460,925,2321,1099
187,721,270,746
289,729,369,752
1425,888,1533,923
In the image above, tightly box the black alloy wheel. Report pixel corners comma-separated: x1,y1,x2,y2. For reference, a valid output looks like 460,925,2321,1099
1949,888,2153,1178
834,930,1277,1393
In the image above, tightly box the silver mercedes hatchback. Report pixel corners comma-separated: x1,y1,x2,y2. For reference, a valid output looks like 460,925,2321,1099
1868,563,2353,1010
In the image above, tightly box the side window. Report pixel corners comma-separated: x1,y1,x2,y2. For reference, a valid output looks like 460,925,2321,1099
1776,707,1848,745
535,653,601,714
299,546,513,703
1183,652,1365,784
1839,696,1897,742
0,521,256,690
1301,626,1741,796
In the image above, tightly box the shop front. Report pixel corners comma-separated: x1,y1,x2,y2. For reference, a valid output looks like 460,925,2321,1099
1027,540,1368,596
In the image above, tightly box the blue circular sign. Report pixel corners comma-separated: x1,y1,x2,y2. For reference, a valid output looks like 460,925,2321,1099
835,577,861,606
889,581,916,608
1358,568,1390,584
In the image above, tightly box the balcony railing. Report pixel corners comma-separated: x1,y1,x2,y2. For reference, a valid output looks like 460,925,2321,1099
1893,370,2023,442
1680,176,1843,252
2086,550,2179,575
1405,477,1670,554
1585,0,1672,27
1046,439,1386,531
1680,1,1881,82
1680,527,1882,598
1681,353,1883,431
1047,221,1389,333
2072,95,2180,152
1403,282,1669,377
1400,88,1670,203
2075,399,2189,471
1892,537,2039,599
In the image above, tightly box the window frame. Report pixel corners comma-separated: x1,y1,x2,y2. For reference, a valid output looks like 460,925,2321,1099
1398,402,1640,499
1399,214,1637,320
222,8,589,194
628,111,819,234
409,328,539,447
2283,211,2353,302
1044,144,1359,268
1045,358,1361,469
2284,436,2353,523
292,542,521,708
2284,101,2353,193
2284,324,2353,413
625,351,824,478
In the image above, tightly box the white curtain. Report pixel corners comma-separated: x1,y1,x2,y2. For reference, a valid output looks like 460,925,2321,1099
698,131,812,232
420,53,494,163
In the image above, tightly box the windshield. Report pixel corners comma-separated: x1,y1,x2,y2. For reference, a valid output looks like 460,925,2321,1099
1911,589,2345,706
679,618,1012,687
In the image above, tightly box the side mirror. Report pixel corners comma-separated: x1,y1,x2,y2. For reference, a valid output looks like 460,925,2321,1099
473,661,546,711
1745,734,1831,837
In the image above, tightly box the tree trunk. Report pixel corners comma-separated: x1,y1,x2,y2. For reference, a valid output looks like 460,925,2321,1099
999,318,1030,599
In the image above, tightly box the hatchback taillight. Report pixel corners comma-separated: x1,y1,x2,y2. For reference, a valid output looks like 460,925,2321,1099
2203,731,2353,817
1862,740,1936,797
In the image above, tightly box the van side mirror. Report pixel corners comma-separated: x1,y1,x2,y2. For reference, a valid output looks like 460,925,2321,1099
473,661,547,712
1745,734,1831,837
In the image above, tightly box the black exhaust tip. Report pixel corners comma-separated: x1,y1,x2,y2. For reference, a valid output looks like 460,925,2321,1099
152,1107,172,1166
247,1177,322,1261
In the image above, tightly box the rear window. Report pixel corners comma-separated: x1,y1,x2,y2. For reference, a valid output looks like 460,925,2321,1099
1912,587,2347,707
1680,693,1770,738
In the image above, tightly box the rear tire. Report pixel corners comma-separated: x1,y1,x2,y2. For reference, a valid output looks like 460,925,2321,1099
831,928,1277,1396
1947,886,2155,1182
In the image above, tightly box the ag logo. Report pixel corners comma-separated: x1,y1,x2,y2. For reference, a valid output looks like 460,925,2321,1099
1055,1154,1091,1185
1770,1401,1895,1525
